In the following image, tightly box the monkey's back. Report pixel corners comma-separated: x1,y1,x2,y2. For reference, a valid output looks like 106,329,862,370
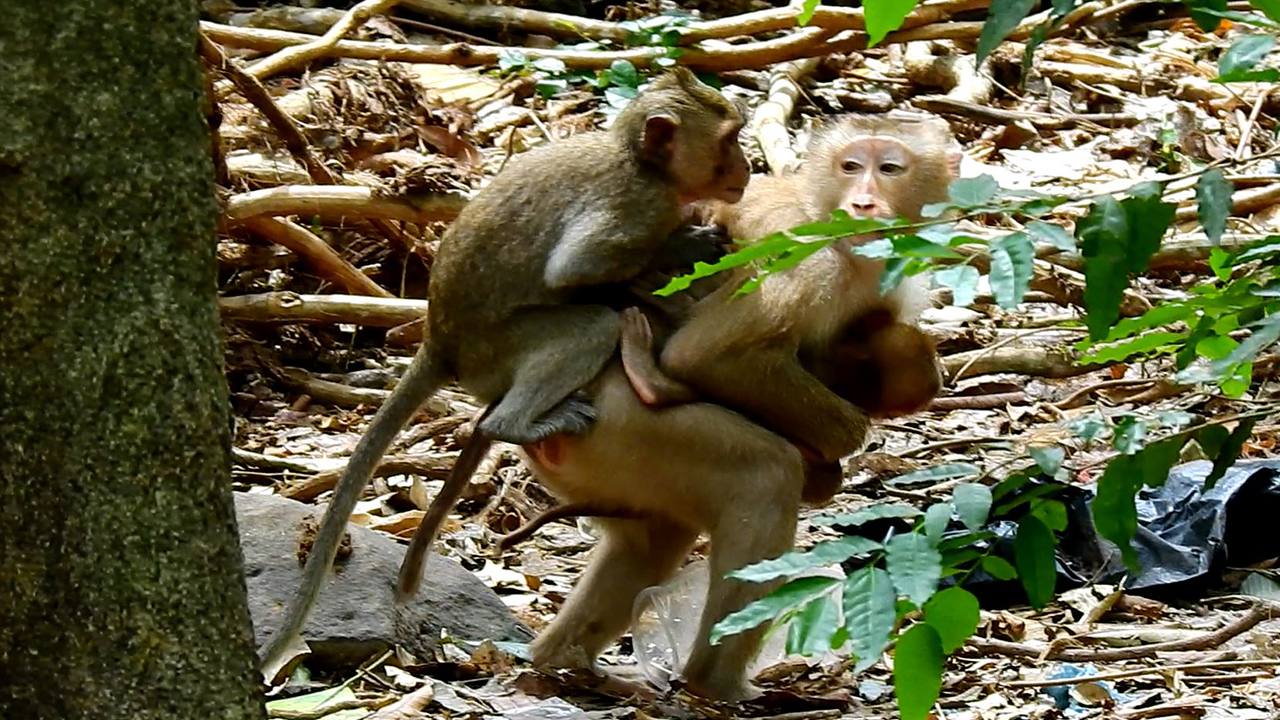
427,130,680,357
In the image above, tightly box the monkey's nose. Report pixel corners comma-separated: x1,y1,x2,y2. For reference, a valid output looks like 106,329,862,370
845,198,882,217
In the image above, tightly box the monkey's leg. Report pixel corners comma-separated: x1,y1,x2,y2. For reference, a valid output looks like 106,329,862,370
532,516,697,671
476,307,620,444
618,308,698,407
681,455,802,701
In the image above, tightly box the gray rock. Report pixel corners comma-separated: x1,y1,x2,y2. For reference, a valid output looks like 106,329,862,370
235,492,532,669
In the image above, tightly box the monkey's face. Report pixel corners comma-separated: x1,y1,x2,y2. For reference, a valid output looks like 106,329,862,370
823,136,921,220
672,118,749,205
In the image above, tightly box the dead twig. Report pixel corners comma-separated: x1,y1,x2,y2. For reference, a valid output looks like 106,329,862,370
240,217,394,298
967,603,1273,662
219,292,428,326
1006,658,1280,688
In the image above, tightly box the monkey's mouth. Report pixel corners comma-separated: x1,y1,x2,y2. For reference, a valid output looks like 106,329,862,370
717,186,746,203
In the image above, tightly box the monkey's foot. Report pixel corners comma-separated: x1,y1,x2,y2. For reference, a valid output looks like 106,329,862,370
620,308,698,407
481,391,598,444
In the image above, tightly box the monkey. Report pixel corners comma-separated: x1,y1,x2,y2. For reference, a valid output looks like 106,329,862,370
477,116,963,700
615,113,956,504
258,67,751,676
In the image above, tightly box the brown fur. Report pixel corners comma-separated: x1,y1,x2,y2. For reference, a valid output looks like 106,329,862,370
258,68,750,677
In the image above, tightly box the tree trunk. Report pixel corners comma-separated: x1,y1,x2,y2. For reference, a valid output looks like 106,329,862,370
0,2,266,718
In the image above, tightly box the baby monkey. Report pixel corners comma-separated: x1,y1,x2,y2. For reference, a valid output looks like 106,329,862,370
259,68,750,675
619,113,956,501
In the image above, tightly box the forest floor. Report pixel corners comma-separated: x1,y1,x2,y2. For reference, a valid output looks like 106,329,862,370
208,0,1280,716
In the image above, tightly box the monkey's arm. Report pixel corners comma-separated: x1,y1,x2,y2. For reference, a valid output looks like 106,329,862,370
661,282,869,463
543,211,664,290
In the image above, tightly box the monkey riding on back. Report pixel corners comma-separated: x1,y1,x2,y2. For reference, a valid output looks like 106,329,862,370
258,67,751,675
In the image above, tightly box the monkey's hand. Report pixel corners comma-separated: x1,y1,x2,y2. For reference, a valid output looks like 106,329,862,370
649,223,730,272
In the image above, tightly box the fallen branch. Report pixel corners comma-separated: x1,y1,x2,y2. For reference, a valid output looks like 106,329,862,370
926,391,1026,410
201,0,1101,74
240,217,394,297
942,345,1105,380
967,603,1273,662
282,453,455,501
223,185,467,227
202,32,418,251
243,0,403,82
913,95,1139,129
750,58,819,175
220,292,428,326
1006,658,1280,689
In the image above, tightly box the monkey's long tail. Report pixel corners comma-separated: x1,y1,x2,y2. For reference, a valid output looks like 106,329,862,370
258,344,449,678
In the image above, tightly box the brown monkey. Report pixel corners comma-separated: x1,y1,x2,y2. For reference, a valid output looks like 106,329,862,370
259,68,750,674
519,360,806,701
619,113,956,504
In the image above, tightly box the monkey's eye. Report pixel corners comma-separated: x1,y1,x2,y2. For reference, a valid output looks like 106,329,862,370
879,162,905,175
841,159,861,173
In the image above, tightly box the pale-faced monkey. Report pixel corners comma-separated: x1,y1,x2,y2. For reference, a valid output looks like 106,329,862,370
619,114,958,502
258,67,750,674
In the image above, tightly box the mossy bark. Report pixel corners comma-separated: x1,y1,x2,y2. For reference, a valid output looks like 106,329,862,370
0,1,266,718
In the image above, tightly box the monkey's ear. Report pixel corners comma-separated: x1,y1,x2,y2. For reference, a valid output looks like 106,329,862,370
641,114,680,159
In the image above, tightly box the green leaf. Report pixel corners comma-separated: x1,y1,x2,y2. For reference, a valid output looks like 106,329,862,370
1232,235,1280,264
1030,498,1069,532
1205,418,1257,488
990,231,1035,309
923,587,980,653
1068,412,1109,443
948,174,1000,207
1014,516,1056,608
498,50,531,72
1196,169,1233,244
787,595,841,656
893,624,944,720
1078,331,1185,364
729,536,882,582
1028,220,1075,251
267,687,364,720
864,0,922,46
656,233,803,296
1215,313,1280,369
886,532,943,607
934,264,981,307
815,503,922,528
982,555,1018,580
1113,415,1149,455
952,483,993,531
710,576,840,644
608,59,640,88
890,234,965,259
1029,445,1065,476
798,0,823,25
924,503,953,541
843,567,897,672
1078,196,1131,340
1220,34,1276,78
1187,0,1229,31
533,57,568,74
1250,0,1280,22
888,463,981,487
1122,182,1174,274
1092,438,1183,569
977,0,1038,64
